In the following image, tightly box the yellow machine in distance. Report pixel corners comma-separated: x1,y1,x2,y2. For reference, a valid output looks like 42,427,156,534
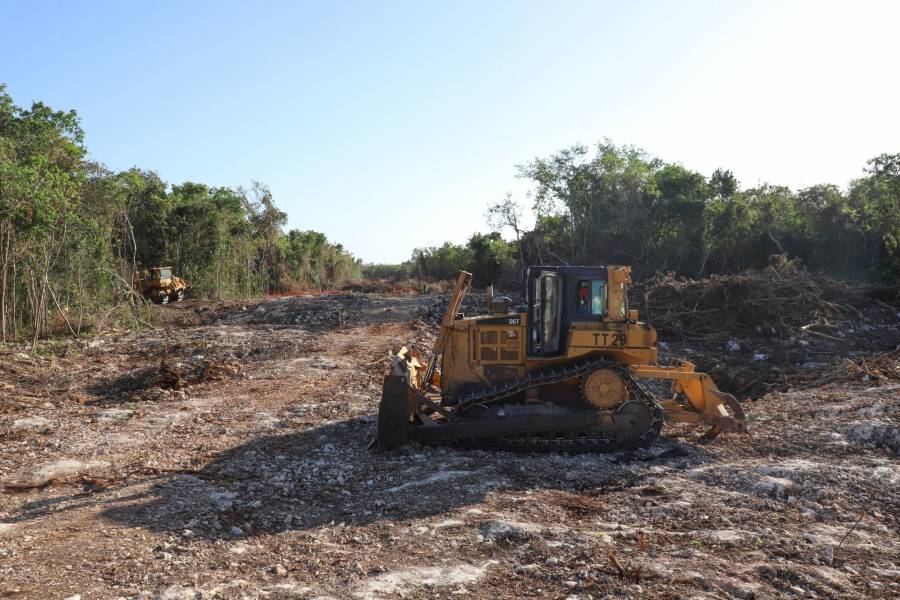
133,267,189,304
377,266,746,450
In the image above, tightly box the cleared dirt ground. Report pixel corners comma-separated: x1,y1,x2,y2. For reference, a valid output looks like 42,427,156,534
1,293,898,599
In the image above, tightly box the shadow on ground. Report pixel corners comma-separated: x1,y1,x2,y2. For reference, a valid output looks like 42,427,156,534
82,366,161,404
96,416,717,539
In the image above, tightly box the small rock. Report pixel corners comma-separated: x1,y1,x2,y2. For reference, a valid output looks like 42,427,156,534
145,388,168,401
96,408,132,421
230,526,245,537
11,417,50,433
310,356,338,369
481,520,542,543
753,476,794,498
22,459,107,487
209,490,237,510
273,564,288,576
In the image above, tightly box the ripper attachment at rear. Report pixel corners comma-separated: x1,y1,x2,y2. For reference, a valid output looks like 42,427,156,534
377,267,746,451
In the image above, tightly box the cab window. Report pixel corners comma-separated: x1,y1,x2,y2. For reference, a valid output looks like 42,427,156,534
575,279,607,317
542,275,560,352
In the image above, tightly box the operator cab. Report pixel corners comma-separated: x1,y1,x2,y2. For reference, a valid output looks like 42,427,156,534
526,266,629,357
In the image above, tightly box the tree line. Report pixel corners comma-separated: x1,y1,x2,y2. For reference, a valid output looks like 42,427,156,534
3,83,896,343
376,142,899,288
0,85,359,343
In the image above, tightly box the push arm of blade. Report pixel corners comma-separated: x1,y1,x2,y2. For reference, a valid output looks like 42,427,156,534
421,270,472,389
416,390,453,419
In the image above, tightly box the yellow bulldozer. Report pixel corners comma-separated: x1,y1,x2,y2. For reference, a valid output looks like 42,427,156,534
133,267,189,304
377,266,746,450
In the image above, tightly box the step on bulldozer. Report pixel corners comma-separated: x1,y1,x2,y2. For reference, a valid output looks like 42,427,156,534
377,267,746,451
133,267,189,304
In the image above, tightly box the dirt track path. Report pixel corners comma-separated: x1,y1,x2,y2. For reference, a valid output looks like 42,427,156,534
1,295,898,599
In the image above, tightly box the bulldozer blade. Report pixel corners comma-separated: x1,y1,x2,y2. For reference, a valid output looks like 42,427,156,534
376,375,411,449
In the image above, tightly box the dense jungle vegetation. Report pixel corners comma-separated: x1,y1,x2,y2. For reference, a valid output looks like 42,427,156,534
370,142,900,289
2,85,897,342
0,85,359,342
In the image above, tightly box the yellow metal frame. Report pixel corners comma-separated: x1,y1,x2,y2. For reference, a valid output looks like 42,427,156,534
630,362,746,435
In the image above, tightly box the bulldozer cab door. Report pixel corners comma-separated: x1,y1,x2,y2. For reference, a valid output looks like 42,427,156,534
528,270,563,356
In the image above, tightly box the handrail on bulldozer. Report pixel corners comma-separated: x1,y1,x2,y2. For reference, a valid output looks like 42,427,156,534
420,270,472,391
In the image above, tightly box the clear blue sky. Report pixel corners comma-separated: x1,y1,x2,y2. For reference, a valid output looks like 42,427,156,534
2,0,898,263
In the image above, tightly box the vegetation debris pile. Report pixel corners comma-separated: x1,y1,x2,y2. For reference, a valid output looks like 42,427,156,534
631,259,900,397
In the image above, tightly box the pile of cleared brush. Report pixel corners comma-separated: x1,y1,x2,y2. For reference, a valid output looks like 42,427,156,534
631,256,896,340
629,257,900,397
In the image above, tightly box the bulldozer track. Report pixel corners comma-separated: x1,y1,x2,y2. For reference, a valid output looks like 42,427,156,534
453,357,664,452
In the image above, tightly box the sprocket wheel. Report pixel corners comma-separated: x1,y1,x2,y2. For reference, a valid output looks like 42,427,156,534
581,368,629,410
